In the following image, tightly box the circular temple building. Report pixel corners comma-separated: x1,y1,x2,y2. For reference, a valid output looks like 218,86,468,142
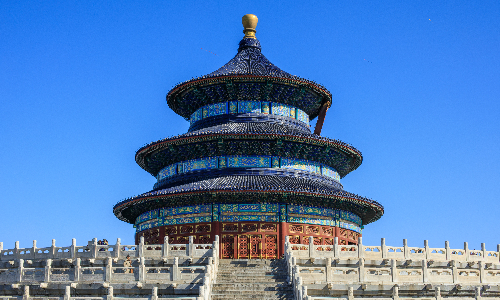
113,14,384,259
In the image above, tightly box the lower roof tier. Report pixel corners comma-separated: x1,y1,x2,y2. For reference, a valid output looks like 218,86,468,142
135,122,363,179
113,175,384,226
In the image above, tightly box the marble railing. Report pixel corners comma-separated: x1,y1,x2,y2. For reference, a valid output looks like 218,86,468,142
285,237,500,300
0,236,217,261
289,237,500,263
0,236,220,300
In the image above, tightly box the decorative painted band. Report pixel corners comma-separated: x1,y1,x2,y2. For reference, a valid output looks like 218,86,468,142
156,156,340,182
134,203,362,233
189,101,309,126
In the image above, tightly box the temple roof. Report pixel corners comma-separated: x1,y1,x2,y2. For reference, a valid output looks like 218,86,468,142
113,175,384,225
134,122,363,178
208,38,299,79
166,17,332,120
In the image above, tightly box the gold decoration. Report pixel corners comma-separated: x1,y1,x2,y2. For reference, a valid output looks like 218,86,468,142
242,14,258,39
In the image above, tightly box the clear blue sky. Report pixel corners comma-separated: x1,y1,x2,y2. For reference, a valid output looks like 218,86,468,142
1,1,499,251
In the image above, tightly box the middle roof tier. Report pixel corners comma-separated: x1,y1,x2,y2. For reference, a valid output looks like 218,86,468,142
136,122,363,179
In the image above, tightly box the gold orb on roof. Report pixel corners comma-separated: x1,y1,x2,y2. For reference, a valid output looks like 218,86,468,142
242,14,258,39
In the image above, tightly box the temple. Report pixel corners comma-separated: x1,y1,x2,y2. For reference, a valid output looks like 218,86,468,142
1,14,498,300
113,14,384,259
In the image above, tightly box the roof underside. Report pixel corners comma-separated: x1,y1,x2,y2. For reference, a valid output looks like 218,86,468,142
113,175,383,225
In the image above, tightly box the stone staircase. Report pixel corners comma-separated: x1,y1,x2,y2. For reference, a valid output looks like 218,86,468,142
211,259,294,300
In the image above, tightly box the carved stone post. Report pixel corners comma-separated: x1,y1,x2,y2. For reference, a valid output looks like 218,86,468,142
51,239,56,257
481,243,486,260
479,261,485,283
391,259,398,283
199,284,205,300
106,257,113,282
45,258,52,282
214,235,220,262
64,285,71,300
15,241,20,260
298,277,303,300
107,286,113,300
293,265,299,287
115,238,121,258
172,257,179,281
189,236,195,259
326,258,331,282
359,258,365,282
358,237,364,258
151,286,158,300
308,236,314,259
464,242,470,261
475,286,482,300
445,241,450,261
23,285,29,300
139,257,145,282
403,239,409,260
348,286,354,300
424,240,429,260
422,259,428,283
139,236,145,258
0,242,3,251
162,236,169,258
75,258,81,282
334,237,339,258
381,238,387,259
92,238,98,258
451,260,458,283
435,286,442,300
393,285,399,300
32,240,37,260
70,238,76,259
18,258,24,282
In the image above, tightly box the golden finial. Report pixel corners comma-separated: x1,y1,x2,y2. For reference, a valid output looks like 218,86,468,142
242,14,258,39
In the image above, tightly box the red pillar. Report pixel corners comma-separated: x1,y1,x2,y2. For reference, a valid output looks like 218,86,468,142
279,222,287,258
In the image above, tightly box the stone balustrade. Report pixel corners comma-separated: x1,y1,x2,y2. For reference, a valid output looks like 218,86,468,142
285,237,500,300
289,237,500,263
0,236,219,300
0,236,217,262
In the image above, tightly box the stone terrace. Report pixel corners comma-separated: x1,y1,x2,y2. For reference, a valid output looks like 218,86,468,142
0,236,218,300
285,237,500,299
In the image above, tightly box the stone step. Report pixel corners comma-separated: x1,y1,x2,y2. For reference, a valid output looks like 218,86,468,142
215,280,289,283
218,265,287,269
217,274,287,278
217,275,287,278
217,268,287,271
217,271,286,275
216,276,288,281
213,282,291,287
219,265,288,270
211,291,293,295
216,277,288,281
213,286,292,291
214,259,292,299
212,294,293,300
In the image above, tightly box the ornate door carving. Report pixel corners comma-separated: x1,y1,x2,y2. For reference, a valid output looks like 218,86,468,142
265,235,277,259
222,235,235,259
237,235,250,259
249,234,262,259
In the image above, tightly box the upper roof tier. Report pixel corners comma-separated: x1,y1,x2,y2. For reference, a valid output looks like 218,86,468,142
167,15,332,121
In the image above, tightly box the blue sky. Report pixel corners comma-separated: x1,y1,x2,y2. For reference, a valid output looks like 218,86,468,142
1,1,499,251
